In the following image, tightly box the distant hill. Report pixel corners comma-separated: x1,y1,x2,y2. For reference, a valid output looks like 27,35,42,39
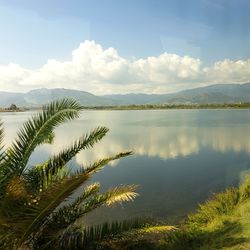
105,83,250,105
166,83,250,104
0,88,112,107
1,83,250,107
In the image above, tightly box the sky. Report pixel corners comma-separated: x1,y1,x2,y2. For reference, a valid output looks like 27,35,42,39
0,0,250,94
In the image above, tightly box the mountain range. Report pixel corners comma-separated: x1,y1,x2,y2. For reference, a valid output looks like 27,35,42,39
1,83,250,107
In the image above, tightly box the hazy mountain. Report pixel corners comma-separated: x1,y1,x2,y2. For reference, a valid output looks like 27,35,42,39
1,83,250,107
0,91,24,106
166,83,250,104
24,88,112,106
105,83,250,104
0,88,112,107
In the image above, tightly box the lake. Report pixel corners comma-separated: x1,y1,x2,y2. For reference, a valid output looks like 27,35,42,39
1,109,250,224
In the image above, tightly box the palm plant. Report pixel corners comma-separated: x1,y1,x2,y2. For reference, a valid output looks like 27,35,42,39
0,99,141,250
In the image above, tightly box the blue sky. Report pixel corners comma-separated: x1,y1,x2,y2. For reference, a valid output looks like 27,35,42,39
1,0,250,67
0,0,250,94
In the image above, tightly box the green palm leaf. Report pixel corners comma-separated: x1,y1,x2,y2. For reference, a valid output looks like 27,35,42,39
0,120,5,163
47,184,138,231
77,184,138,215
38,183,101,240
18,151,132,245
84,151,132,175
0,99,82,195
0,120,4,148
24,127,109,192
56,219,148,250
38,126,109,188
0,99,141,249
37,185,138,249
4,98,82,175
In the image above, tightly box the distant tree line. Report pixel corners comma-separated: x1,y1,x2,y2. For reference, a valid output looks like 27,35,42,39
0,104,20,112
2,102,250,112
81,102,250,110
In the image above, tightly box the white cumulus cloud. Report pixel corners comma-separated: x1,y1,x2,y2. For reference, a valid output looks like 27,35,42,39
1,40,250,94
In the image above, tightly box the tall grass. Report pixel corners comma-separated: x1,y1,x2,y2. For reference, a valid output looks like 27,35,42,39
98,176,250,249
159,175,250,249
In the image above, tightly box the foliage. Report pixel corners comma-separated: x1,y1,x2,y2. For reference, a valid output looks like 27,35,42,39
81,102,250,110
112,176,250,249
187,176,250,227
55,218,150,250
159,176,250,249
0,99,141,249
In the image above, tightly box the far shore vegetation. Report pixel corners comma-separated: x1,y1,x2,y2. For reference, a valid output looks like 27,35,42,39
81,102,250,110
3,102,250,112
0,103,26,112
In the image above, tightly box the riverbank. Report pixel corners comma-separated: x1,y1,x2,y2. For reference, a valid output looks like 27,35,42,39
163,176,250,250
0,108,27,112
3,103,250,112
104,176,250,249
79,103,250,110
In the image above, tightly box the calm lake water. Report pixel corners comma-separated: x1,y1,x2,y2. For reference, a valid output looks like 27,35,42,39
1,109,250,224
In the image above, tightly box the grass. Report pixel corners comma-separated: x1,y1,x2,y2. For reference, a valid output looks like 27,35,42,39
103,175,250,249
161,175,250,249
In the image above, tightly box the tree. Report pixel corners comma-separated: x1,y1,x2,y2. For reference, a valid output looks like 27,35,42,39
0,99,140,249
9,104,18,111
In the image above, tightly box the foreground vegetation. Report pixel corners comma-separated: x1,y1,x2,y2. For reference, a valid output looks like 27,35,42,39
107,176,250,249
164,176,250,250
0,99,144,249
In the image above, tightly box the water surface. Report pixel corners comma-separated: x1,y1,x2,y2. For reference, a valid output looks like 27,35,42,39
1,109,250,223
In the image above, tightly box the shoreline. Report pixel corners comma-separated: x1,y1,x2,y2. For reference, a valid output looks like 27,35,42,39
2,103,250,111
81,105,250,110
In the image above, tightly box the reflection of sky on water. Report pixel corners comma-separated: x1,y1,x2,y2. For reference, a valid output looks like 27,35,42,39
1,109,250,222
2,110,250,161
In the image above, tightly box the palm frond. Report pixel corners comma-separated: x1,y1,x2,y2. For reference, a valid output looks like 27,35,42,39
42,183,101,234
84,151,133,175
0,120,4,148
78,184,138,216
0,99,82,193
38,184,138,247
37,126,109,189
0,120,5,162
41,184,138,237
46,184,137,231
106,185,139,205
0,99,139,249
17,152,133,245
43,131,55,144
0,230,16,250
23,165,70,193
17,172,91,245
72,182,101,209
56,219,148,250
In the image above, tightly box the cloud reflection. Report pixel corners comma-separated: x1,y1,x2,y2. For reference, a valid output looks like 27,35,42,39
2,112,250,166
76,125,250,165
74,126,250,166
